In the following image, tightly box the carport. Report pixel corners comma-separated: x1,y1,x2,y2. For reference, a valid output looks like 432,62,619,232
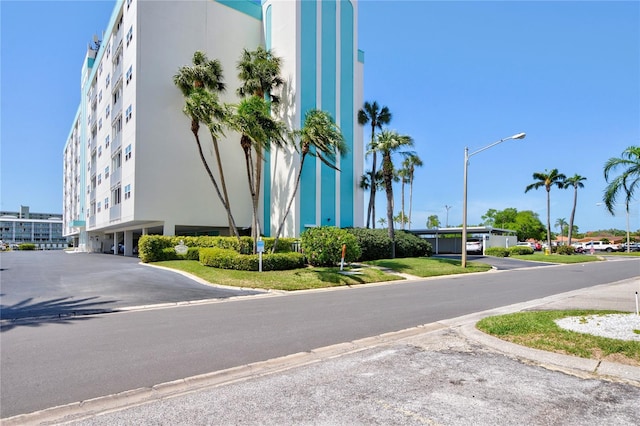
409,226,518,254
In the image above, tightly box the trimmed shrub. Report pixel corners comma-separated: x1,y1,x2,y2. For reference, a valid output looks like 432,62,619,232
346,228,392,261
199,247,305,271
485,247,510,257
394,231,433,258
137,235,297,263
555,245,575,255
301,227,361,267
508,245,534,255
18,243,36,251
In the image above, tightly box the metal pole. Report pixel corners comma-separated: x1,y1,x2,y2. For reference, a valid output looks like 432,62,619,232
626,204,630,253
462,147,469,268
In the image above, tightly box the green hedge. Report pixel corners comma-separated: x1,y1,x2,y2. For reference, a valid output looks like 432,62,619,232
485,247,510,257
345,228,393,261
508,246,534,255
199,248,305,271
394,231,433,258
555,245,576,255
18,243,36,251
345,228,432,261
301,227,361,267
138,235,296,263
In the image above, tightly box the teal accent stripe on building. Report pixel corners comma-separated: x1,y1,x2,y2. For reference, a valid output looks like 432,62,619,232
216,0,262,20
300,0,318,232
340,0,354,227
321,0,337,227
263,4,272,235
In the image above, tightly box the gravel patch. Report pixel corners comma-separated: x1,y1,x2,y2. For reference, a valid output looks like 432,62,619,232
555,314,640,341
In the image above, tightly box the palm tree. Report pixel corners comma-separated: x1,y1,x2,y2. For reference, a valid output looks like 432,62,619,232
397,167,410,230
271,110,347,252
377,217,387,228
372,130,414,258
555,217,567,244
235,47,286,245
227,96,288,250
236,46,284,105
604,146,640,252
173,51,239,239
358,101,392,228
563,174,586,246
525,169,566,253
401,153,423,230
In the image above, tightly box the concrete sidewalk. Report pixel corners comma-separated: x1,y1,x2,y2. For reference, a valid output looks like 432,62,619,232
7,278,640,425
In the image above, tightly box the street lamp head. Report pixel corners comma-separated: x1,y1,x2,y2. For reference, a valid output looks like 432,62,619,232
510,132,526,140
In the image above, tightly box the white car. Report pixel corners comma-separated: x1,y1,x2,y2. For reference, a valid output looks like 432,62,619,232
516,242,535,249
466,240,483,254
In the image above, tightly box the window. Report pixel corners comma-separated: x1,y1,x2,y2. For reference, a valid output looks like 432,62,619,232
127,0,132,9
98,146,102,157
105,135,110,148
106,73,110,88
126,66,133,85
125,144,132,160
125,105,132,122
98,118,102,130
124,184,131,200
99,62,103,76
126,26,133,46
112,151,122,169
105,166,110,178
98,90,102,103
113,88,121,105
106,105,110,119
113,186,121,205
104,197,109,209
97,202,101,212
97,173,102,185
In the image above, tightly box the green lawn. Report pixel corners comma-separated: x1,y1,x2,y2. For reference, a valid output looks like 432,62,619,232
154,260,402,291
477,310,640,365
511,253,601,263
365,257,492,277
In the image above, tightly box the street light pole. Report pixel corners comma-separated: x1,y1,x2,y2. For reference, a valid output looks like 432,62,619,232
445,205,452,228
461,132,526,267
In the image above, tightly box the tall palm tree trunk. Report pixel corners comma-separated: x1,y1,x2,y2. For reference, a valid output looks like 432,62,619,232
272,152,307,253
192,120,240,239
546,189,552,253
369,151,377,228
408,173,414,230
210,135,234,236
568,187,577,246
383,152,395,258
401,178,406,230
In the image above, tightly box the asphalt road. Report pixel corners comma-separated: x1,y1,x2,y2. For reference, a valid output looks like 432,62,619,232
0,251,262,320
1,255,638,418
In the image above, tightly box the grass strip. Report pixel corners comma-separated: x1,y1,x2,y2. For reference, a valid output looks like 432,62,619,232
477,310,640,365
511,254,600,263
365,257,492,277
154,260,402,291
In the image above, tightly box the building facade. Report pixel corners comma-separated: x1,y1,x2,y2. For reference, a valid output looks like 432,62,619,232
63,0,364,255
0,206,67,248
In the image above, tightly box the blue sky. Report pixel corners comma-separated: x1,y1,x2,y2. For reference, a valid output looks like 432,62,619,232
1,0,638,234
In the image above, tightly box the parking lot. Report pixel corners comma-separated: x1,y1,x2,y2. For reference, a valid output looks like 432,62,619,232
0,251,263,321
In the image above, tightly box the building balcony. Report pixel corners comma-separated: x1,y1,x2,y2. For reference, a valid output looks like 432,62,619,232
109,204,121,222
110,167,121,187
90,189,96,201
111,133,122,154
89,215,96,228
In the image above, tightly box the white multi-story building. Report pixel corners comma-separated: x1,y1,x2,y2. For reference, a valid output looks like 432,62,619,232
63,0,364,254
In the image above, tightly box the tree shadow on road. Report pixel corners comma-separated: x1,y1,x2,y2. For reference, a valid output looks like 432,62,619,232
0,296,119,332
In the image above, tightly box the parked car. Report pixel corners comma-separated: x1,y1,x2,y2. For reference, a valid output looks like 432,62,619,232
582,241,621,252
534,242,542,251
516,242,535,250
110,243,125,254
621,242,640,252
466,240,483,254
